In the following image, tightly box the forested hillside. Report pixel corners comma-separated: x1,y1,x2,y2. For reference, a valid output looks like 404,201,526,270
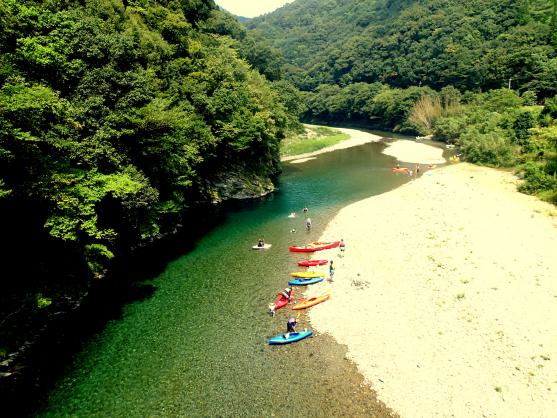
0,0,301,376
248,0,557,205
250,0,556,93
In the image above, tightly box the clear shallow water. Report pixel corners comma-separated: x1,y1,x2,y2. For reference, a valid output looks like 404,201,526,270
38,141,414,417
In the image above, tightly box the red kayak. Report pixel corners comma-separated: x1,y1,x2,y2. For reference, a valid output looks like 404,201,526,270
297,259,328,267
274,289,295,310
289,241,341,253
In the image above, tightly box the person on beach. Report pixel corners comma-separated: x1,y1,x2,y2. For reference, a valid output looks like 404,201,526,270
268,303,276,317
339,239,345,255
415,164,420,176
281,287,293,301
306,218,312,230
329,260,335,281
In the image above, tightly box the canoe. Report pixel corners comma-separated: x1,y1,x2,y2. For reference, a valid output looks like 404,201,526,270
290,271,325,278
292,294,330,310
289,241,340,252
297,259,328,267
273,289,295,310
288,277,324,286
268,329,313,345
391,167,409,173
252,244,272,250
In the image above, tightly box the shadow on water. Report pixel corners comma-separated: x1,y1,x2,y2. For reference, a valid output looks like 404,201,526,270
2,203,236,417
29,138,437,417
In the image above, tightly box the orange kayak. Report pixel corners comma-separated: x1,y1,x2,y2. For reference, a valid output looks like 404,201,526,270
291,294,330,310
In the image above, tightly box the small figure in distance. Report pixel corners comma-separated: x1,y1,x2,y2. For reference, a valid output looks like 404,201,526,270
290,228,296,233
268,303,276,317
257,238,265,248
339,239,345,256
303,206,308,214
415,164,420,176
329,260,335,281
305,218,312,231
285,316,297,338
396,163,400,169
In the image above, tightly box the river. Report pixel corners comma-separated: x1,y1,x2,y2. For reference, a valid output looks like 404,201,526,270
37,134,414,417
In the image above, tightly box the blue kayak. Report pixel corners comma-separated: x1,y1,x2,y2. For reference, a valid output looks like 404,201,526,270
268,329,313,345
288,277,324,286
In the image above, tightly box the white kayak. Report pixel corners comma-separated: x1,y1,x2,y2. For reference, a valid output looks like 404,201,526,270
252,244,272,250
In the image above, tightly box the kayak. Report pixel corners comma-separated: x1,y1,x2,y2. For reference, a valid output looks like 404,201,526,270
273,289,295,310
392,167,409,173
268,329,313,345
252,244,272,250
292,294,330,310
288,277,324,286
290,271,325,278
297,259,328,267
289,241,340,252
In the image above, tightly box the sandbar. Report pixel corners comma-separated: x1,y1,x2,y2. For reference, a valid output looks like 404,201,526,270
310,163,557,417
383,139,446,164
281,126,382,162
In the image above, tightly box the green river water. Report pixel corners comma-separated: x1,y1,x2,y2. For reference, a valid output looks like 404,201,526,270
38,137,420,417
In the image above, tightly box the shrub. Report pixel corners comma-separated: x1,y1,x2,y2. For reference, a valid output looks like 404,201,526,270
459,127,518,167
519,161,557,203
433,115,468,143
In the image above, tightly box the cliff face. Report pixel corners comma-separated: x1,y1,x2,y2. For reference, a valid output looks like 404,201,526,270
202,171,277,203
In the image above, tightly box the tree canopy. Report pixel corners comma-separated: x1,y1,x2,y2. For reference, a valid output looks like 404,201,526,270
0,0,299,284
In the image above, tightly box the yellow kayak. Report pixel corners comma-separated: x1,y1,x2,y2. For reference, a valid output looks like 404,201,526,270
290,271,325,278
292,294,330,310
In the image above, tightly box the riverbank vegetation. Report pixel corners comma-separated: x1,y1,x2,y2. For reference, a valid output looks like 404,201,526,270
248,0,557,204
0,0,302,385
280,125,349,157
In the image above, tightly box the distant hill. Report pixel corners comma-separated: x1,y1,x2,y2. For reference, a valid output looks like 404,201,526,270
248,0,557,96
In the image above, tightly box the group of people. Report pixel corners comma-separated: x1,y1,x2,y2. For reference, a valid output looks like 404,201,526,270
394,163,438,177
265,206,348,336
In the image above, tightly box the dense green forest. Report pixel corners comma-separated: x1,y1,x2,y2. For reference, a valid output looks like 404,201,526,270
249,0,557,93
0,0,302,368
248,0,557,203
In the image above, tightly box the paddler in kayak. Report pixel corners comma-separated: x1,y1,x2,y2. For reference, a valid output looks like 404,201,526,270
286,317,297,334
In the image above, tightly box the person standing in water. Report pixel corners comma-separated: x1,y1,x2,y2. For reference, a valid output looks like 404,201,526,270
305,218,312,230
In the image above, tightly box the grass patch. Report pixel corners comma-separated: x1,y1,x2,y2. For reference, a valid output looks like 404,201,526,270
281,125,350,157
